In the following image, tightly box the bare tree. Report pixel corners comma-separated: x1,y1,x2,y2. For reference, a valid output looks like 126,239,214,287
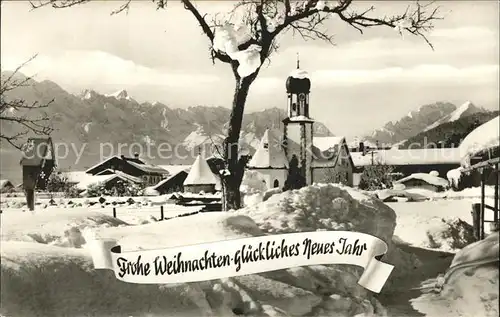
0,55,54,150
30,0,442,210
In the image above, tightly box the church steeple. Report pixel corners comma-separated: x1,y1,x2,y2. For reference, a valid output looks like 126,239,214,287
285,54,311,118
282,55,314,187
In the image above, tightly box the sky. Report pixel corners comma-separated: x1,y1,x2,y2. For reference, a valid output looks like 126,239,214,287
1,0,499,138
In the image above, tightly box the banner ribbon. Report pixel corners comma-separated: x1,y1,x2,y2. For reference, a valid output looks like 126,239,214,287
88,231,394,293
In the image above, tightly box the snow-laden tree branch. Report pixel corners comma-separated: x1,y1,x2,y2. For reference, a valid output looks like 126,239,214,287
0,55,54,150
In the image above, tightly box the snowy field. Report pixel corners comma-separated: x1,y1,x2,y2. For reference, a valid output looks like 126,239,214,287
388,197,497,252
1,185,498,317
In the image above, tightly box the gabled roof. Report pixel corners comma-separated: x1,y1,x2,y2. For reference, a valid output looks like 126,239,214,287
352,148,462,167
158,165,191,175
153,170,188,191
395,173,449,188
0,179,14,188
112,170,144,183
85,155,167,175
248,129,288,169
313,136,344,152
85,156,122,174
20,137,55,166
127,161,169,175
312,137,354,168
459,116,500,168
184,155,219,185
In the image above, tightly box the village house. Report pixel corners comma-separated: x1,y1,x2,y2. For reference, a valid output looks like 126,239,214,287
394,172,450,192
182,154,221,194
85,153,169,186
152,168,189,195
247,60,355,190
351,147,462,182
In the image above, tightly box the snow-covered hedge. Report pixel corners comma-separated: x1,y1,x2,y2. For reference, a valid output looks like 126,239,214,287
425,218,475,252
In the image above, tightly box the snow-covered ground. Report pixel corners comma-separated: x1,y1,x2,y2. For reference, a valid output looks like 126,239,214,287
388,198,496,252
1,184,497,316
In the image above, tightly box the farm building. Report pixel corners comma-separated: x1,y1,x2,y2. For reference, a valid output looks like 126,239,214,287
85,154,168,186
351,147,462,179
152,169,189,195
458,115,499,239
312,136,355,186
183,154,221,194
394,172,450,192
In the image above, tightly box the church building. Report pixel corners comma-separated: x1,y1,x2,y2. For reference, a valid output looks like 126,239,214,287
247,58,354,190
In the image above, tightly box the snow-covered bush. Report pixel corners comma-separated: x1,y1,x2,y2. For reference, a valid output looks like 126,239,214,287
425,218,475,251
45,171,80,198
86,180,144,197
86,182,106,198
358,164,395,191
240,170,267,194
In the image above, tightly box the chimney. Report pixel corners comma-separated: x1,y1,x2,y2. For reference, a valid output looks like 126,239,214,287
359,142,365,155
120,155,126,160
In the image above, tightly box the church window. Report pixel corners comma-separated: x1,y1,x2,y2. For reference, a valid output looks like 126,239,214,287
263,142,269,149
273,179,279,188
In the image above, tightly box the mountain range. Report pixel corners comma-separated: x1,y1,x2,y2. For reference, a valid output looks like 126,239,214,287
0,71,333,183
1,71,495,184
363,101,487,147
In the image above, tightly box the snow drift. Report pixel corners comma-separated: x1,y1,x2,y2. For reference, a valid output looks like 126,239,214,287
411,232,499,317
1,184,418,316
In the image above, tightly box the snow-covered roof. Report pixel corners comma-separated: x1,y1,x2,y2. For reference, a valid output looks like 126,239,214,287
248,129,288,169
350,152,374,167
459,116,499,168
395,173,449,188
153,169,188,190
314,136,344,152
0,179,13,188
287,115,315,122
158,165,191,176
110,170,143,184
184,155,219,185
63,170,142,191
127,161,168,175
74,174,117,191
352,148,462,167
289,69,309,79
63,171,90,183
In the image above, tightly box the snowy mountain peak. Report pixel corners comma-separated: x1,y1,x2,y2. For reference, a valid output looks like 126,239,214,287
424,100,482,131
106,89,134,101
80,89,99,100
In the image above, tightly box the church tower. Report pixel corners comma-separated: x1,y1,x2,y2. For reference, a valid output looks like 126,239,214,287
283,54,314,186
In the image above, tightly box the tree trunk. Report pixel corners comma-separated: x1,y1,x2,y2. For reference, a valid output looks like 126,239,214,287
221,63,258,211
